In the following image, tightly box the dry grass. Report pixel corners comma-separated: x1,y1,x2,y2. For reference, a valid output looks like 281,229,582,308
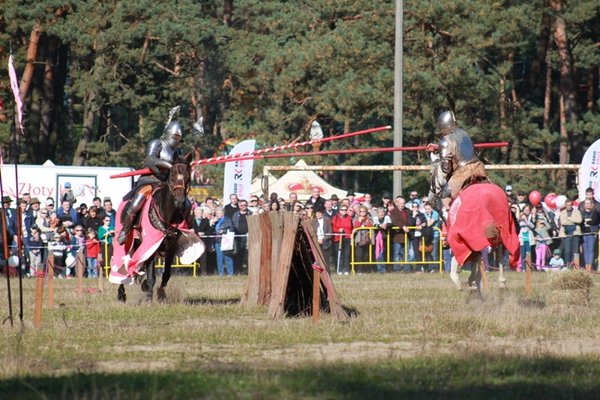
1,270,600,398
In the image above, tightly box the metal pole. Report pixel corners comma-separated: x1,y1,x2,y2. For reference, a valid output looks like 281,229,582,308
265,164,581,173
393,0,403,197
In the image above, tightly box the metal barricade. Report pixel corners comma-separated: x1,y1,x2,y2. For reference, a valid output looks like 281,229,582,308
350,226,443,274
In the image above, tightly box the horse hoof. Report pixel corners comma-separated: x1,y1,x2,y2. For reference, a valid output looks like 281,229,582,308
157,288,166,302
141,279,149,292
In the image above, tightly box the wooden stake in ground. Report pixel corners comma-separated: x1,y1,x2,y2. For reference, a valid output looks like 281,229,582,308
525,252,532,298
47,253,54,309
33,269,44,328
76,250,85,295
479,258,489,291
312,263,321,323
98,262,104,293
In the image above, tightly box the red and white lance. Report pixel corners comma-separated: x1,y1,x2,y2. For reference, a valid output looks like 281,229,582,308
110,123,508,179
111,125,392,178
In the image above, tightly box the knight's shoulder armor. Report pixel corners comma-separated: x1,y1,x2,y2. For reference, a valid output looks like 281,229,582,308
146,139,162,157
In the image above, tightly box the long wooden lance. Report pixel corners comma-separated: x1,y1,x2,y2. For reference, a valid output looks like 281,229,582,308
110,139,508,179
110,125,392,178
198,141,510,163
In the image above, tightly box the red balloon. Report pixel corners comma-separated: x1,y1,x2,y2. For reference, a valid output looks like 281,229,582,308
545,193,557,209
573,200,580,208
528,190,541,206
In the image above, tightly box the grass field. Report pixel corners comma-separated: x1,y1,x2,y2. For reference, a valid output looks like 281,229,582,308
1,270,600,399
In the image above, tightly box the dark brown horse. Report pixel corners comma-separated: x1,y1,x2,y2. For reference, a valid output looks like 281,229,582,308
115,154,193,302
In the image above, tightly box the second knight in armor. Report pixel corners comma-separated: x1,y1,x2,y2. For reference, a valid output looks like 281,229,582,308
117,117,184,245
428,111,487,206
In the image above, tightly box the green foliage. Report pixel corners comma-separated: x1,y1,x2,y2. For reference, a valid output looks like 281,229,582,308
0,0,598,195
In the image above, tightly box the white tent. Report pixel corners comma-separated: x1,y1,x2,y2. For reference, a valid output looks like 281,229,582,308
251,160,350,201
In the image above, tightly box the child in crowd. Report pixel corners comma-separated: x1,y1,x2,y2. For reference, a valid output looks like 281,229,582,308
70,224,86,276
533,219,552,271
548,249,565,271
85,228,101,278
28,226,45,276
49,227,70,278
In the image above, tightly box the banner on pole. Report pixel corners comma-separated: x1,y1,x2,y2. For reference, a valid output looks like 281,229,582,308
223,140,256,202
578,138,600,202
8,55,24,134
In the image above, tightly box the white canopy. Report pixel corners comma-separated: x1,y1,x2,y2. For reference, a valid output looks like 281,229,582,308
251,160,350,201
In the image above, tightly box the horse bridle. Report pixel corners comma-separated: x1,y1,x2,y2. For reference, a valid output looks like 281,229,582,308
148,163,190,233
169,163,189,194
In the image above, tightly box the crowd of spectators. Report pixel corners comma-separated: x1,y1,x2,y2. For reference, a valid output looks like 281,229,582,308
189,187,443,276
2,181,597,279
504,185,599,272
0,186,116,279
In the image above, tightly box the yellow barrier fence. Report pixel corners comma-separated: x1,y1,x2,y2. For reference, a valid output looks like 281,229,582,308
350,226,443,275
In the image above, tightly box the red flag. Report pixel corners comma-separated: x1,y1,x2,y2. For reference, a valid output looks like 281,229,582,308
8,55,24,134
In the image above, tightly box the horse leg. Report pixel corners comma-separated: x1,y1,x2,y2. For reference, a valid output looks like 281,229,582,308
117,284,126,303
157,263,170,302
158,242,176,302
497,248,507,289
466,254,483,298
145,258,156,302
449,257,461,290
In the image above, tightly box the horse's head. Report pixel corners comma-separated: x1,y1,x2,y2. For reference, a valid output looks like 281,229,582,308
167,153,193,210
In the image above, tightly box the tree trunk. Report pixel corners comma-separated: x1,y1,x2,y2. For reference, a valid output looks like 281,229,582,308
587,69,595,112
20,23,42,103
525,12,551,95
39,37,58,163
543,61,553,165
73,90,96,166
508,51,519,110
558,94,568,189
499,76,507,131
550,1,578,130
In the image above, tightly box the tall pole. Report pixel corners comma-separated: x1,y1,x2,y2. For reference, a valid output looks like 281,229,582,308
393,0,403,197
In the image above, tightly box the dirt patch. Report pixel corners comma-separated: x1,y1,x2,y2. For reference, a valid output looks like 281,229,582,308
99,337,600,373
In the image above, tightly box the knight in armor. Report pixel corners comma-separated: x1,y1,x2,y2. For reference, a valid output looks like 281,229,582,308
427,111,487,207
117,110,185,245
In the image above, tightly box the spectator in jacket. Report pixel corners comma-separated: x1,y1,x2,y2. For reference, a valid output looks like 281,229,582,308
214,207,235,276
580,199,599,271
559,199,583,267
389,196,410,272
232,200,251,272
305,187,326,213
311,209,333,269
332,205,353,274
353,205,374,273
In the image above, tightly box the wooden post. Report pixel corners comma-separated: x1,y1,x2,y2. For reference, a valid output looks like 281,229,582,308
47,253,54,309
268,213,301,318
312,264,321,322
33,269,44,328
525,252,532,298
76,250,85,295
98,260,104,292
479,259,489,290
